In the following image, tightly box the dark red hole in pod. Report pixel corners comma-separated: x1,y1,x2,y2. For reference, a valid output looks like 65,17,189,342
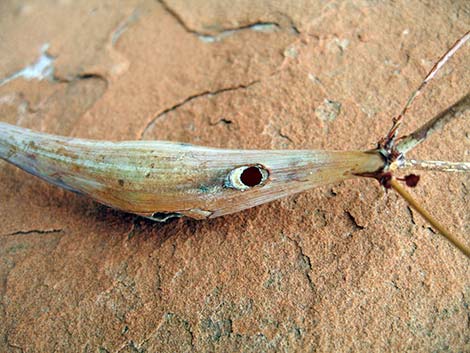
240,166,263,187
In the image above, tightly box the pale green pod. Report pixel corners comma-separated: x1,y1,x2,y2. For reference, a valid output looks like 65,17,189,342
0,122,385,220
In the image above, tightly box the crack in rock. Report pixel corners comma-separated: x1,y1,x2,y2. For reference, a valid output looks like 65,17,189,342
0,44,55,86
157,0,286,42
285,235,315,293
140,80,259,139
345,211,365,230
197,22,281,43
2,228,63,237
279,12,300,35
209,117,232,126
278,130,294,143
0,42,108,89
406,206,416,225
112,8,142,46
52,72,108,87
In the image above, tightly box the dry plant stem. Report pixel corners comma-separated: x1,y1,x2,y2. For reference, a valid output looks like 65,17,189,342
403,159,470,173
390,178,470,259
0,122,384,220
384,30,470,148
396,93,470,154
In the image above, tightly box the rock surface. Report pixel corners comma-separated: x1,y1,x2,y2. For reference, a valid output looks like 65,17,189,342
0,0,469,352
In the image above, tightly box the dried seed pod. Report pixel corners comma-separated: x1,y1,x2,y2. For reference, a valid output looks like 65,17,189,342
0,122,384,220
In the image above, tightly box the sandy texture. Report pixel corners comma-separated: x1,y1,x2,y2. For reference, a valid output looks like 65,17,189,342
0,0,469,352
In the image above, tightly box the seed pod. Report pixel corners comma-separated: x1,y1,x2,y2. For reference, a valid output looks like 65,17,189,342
0,122,384,220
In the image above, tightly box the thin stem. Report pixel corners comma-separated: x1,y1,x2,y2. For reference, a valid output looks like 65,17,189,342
402,159,470,173
383,30,470,149
396,93,470,154
390,178,470,259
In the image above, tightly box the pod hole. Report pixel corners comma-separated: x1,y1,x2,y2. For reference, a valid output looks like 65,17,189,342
240,166,263,187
